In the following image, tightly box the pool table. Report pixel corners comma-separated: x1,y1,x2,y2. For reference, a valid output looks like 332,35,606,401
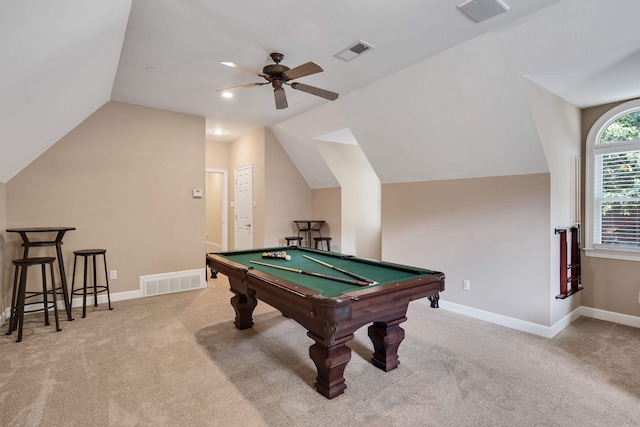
206,246,445,399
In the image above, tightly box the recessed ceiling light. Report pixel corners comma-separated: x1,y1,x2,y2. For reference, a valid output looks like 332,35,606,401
146,67,158,72
212,129,225,136
221,92,233,98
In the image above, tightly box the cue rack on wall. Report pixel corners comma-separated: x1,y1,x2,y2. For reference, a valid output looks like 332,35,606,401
554,224,583,299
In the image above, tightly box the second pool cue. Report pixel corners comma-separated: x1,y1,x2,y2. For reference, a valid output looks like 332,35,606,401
302,255,378,285
249,260,370,287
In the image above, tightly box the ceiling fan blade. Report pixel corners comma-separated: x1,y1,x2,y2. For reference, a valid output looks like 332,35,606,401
274,87,288,109
290,82,339,101
283,62,323,81
220,61,267,77
216,82,266,93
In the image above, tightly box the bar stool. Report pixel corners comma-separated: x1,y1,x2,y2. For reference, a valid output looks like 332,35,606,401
6,257,61,342
285,236,303,246
70,249,113,318
314,237,332,251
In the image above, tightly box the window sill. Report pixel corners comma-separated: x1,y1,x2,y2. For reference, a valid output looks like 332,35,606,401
584,247,640,262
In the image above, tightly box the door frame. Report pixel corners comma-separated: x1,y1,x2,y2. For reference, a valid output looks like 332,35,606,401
205,168,228,252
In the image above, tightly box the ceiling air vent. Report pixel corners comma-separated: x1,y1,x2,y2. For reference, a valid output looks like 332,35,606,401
457,0,510,23
334,40,374,62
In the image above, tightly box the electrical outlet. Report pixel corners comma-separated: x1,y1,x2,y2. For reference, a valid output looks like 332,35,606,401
110,270,117,280
463,279,471,291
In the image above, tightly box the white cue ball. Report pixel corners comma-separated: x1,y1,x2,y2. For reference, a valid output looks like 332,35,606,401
285,255,291,261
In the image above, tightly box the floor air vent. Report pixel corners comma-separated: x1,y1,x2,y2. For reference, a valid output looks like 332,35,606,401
140,269,206,297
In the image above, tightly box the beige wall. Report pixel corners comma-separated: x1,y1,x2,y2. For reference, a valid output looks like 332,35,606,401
315,142,381,259
227,128,312,249
581,99,640,317
4,101,205,298
382,174,551,325
206,140,229,170
206,140,230,252
524,80,583,324
205,172,223,246
208,129,338,252
0,182,6,317
228,129,266,249
264,128,311,247
311,187,341,252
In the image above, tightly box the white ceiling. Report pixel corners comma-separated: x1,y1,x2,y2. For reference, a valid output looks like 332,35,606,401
112,0,560,142
2,0,640,184
0,0,130,183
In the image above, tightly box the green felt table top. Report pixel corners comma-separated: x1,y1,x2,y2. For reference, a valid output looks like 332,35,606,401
214,247,437,298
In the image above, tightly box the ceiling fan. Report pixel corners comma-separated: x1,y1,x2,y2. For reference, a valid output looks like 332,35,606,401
217,52,339,110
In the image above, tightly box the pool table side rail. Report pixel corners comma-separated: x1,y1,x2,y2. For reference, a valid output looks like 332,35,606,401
207,250,446,300
341,273,445,299
242,258,444,302
245,264,443,343
207,253,249,277
244,267,325,298
245,271,354,325
208,253,328,300
211,246,350,260
347,255,443,275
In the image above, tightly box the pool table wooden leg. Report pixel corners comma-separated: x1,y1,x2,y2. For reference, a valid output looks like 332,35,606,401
428,293,440,308
230,289,257,330
368,317,407,371
308,333,353,399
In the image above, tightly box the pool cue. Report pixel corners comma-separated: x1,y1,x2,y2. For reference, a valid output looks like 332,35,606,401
302,255,378,285
249,260,371,287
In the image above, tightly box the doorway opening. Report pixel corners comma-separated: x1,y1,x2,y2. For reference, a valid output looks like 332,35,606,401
206,168,228,253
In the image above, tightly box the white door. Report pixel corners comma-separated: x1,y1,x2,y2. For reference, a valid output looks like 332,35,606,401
234,164,253,250
205,168,228,253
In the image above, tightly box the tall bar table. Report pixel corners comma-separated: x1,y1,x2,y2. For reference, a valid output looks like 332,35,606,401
6,227,76,321
293,220,325,248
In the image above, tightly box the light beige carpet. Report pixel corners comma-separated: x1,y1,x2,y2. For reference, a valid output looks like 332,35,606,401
1,276,639,426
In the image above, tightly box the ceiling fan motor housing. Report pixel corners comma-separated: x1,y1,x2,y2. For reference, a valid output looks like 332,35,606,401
263,64,290,80
270,52,284,63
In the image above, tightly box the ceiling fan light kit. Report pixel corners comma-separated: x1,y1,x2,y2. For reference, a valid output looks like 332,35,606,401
218,52,339,109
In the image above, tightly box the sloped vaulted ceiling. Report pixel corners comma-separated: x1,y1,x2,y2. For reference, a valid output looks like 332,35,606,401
0,0,131,183
273,1,640,186
273,30,552,186
3,1,640,185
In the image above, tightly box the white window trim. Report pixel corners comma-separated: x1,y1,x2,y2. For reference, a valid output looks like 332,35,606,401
585,99,640,261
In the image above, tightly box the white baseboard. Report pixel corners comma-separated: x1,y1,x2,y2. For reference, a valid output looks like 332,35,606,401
5,285,638,338
69,289,143,308
438,300,567,338
580,306,640,329
549,308,583,337
1,271,200,322
2,288,145,321
439,299,639,338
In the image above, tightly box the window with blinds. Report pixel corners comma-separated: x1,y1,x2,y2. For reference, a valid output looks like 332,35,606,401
591,108,640,253
594,150,640,247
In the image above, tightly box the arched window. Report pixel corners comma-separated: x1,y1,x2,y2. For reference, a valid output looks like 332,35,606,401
586,99,640,260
